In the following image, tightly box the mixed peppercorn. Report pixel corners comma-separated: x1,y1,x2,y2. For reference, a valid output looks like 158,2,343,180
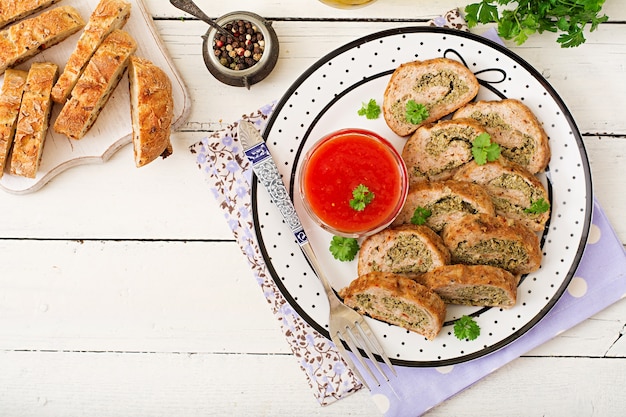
213,19,265,71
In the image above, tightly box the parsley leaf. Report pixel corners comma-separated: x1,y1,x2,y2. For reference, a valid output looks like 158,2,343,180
472,133,500,165
410,206,432,225
329,236,359,262
454,315,481,341
357,99,381,119
525,197,550,214
405,100,429,125
464,0,609,48
349,184,375,211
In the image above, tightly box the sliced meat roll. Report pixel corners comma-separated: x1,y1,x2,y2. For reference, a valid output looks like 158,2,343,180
339,272,446,340
442,213,542,275
357,224,451,277
392,180,495,232
402,118,487,186
453,157,550,232
414,264,517,308
453,99,550,174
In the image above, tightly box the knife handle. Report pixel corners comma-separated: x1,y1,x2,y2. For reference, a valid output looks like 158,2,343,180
245,142,309,247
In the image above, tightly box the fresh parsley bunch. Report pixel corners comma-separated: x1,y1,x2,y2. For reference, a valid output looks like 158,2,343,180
464,0,609,48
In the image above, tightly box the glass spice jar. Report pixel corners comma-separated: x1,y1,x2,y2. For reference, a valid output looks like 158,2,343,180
202,11,279,89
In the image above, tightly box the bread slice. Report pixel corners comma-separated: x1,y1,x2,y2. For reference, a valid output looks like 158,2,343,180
339,272,446,340
0,0,61,29
0,68,27,177
51,0,132,104
128,55,173,167
453,99,551,173
0,6,85,74
9,62,58,178
453,157,550,232
402,118,487,186
54,29,136,140
358,224,450,277
442,213,542,275
392,180,495,232
414,264,517,308
383,58,479,137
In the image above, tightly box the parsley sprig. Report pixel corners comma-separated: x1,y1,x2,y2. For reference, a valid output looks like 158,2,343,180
410,206,432,225
525,197,550,214
406,100,429,125
465,0,609,48
349,184,375,211
472,133,501,165
329,236,359,262
358,99,381,119
454,315,481,341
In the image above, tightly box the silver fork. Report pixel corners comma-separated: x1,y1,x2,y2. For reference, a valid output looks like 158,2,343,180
238,120,396,390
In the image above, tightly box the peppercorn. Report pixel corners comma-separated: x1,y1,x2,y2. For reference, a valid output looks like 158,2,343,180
212,18,265,71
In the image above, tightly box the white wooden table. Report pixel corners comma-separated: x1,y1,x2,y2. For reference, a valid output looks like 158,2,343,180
1,0,625,415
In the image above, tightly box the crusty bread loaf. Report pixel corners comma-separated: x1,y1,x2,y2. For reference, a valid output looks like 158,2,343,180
54,29,136,140
402,118,487,186
0,6,85,74
0,0,60,29
0,68,27,177
414,264,517,308
442,213,542,275
383,58,479,136
453,157,550,232
392,180,495,232
128,55,173,167
453,99,551,174
358,224,450,277
339,272,446,340
51,0,132,104
9,62,58,178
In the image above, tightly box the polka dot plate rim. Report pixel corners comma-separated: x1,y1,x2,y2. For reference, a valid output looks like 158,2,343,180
251,27,593,366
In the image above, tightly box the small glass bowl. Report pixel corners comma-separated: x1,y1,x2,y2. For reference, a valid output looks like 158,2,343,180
202,11,279,89
299,128,408,238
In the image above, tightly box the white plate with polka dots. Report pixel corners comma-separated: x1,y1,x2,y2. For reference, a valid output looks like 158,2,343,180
252,27,592,366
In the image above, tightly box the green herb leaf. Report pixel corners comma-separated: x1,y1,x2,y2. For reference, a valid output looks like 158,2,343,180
454,315,481,341
405,100,429,125
464,0,609,48
349,184,375,211
472,132,500,165
329,236,359,262
525,197,550,214
357,99,381,120
410,206,432,225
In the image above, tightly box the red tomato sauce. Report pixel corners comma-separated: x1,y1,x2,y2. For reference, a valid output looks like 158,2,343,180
301,129,407,235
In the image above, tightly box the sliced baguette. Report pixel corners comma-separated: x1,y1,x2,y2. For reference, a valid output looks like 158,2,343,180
392,180,495,232
0,68,27,177
441,213,542,275
383,58,479,137
402,117,487,186
0,6,85,74
54,29,136,140
453,157,550,232
9,62,58,178
51,0,132,104
128,55,173,167
0,0,61,29
358,224,450,277
339,272,446,340
414,264,517,308
453,99,551,173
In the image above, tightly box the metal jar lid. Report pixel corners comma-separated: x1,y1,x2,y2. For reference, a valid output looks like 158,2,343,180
202,11,279,89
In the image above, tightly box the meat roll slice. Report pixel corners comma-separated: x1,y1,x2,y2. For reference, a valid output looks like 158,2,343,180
392,180,495,232
402,118,487,186
414,264,517,308
453,99,551,174
442,213,542,275
357,224,451,277
453,157,550,232
339,272,446,340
